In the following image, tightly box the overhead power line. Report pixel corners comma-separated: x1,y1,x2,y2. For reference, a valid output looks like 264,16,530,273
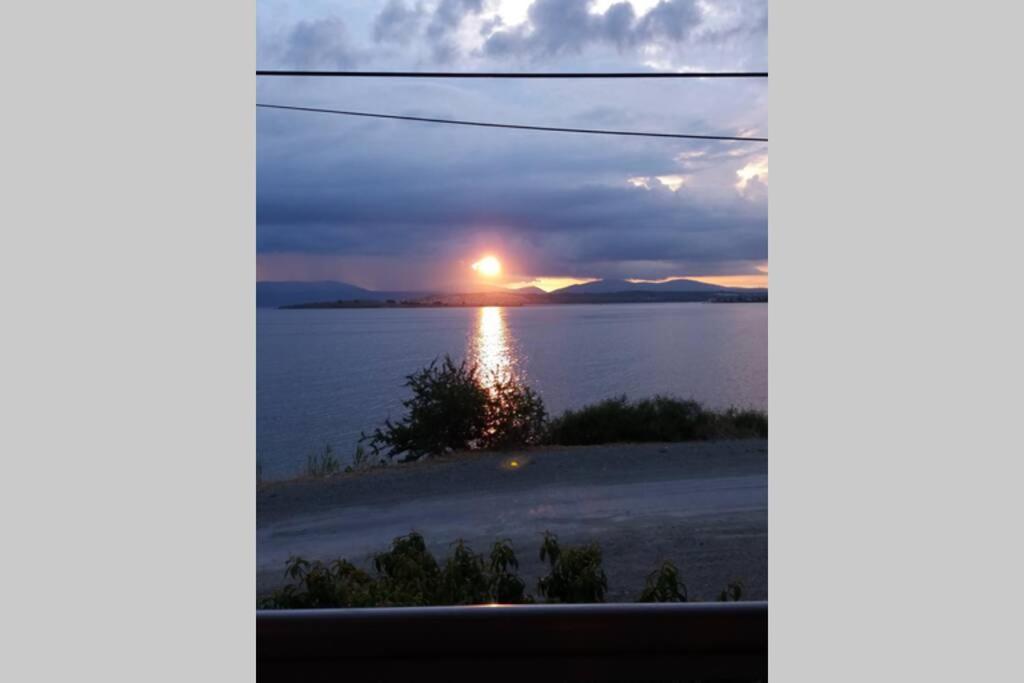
257,70,768,79
256,103,768,143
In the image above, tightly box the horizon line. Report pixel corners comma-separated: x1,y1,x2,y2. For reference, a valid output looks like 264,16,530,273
256,276,769,293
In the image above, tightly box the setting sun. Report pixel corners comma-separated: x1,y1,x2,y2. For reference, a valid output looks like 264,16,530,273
471,255,502,277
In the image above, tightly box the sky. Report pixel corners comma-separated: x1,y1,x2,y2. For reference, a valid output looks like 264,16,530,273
257,0,768,291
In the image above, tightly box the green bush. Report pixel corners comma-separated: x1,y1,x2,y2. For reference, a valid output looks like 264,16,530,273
488,539,529,604
259,532,745,608
637,560,688,602
358,359,764,461
708,409,769,439
544,395,767,445
481,371,547,450
363,355,546,461
258,556,375,609
439,540,490,605
372,532,442,606
536,531,608,603
261,533,535,608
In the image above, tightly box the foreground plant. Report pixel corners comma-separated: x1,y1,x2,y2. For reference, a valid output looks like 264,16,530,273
259,532,745,609
536,531,608,603
637,560,689,602
258,556,375,609
372,532,443,606
488,539,529,603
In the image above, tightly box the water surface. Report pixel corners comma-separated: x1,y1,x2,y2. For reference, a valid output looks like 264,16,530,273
258,303,766,479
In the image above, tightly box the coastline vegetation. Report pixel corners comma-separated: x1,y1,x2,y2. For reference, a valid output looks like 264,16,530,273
258,531,739,609
360,355,766,463
362,356,546,462
546,396,767,445
261,355,767,481
305,443,341,478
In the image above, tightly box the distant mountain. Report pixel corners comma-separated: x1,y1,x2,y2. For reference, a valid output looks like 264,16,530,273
259,278,767,309
553,278,729,294
455,282,547,295
256,281,426,308
505,285,547,295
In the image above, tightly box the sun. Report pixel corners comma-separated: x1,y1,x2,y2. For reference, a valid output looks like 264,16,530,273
471,255,502,277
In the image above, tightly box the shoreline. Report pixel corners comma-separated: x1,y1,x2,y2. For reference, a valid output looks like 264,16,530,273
279,294,767,309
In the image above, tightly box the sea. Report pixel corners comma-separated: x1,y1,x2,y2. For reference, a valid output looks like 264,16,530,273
257,302,767,479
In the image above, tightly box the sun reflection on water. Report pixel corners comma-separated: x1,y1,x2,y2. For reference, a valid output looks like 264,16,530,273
469,306,517,392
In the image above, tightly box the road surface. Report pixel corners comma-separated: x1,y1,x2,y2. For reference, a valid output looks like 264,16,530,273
258,439,767,601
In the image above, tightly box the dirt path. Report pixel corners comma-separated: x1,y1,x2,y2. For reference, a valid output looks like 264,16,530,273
257,439,767,602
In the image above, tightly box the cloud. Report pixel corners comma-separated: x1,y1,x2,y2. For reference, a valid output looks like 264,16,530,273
735,155,768,193
427,0,488,61
627,174,687,191
373,0,426,45
372,0,488,61
482,0,703,58
427,0,486,40
636,0,701,43
257,122,766,279
656,174,687,191
603,2,638,48
279,17,360,68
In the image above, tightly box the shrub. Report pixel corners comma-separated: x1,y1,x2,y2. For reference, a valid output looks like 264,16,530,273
372,532,442,606
480,371,547,450
536,531,608,603
258,556,375,609
708,409,768,439
439,540,490,605
488,539,529,604
305,443,341,478
544,395,767,445
260,534,537,608
258,533,746,608
364,355,547,461
637,560,688,602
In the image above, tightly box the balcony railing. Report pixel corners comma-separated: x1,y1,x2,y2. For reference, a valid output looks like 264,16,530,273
258,601,767,681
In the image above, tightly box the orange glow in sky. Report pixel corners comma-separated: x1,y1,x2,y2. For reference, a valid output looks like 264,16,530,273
504,277,599,292
685,274,768,288
627,272,768,289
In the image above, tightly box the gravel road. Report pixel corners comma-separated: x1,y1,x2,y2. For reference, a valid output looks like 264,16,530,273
257,439,767,602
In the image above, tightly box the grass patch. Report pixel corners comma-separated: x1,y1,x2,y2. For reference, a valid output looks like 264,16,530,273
305,443,341,478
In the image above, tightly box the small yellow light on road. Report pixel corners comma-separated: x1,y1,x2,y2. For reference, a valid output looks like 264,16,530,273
501,456,526,471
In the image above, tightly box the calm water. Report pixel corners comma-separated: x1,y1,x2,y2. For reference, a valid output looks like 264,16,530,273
258,303,767,479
